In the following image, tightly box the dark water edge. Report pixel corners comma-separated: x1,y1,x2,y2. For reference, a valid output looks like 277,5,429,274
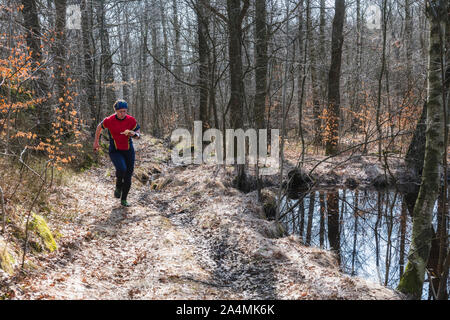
280,186,449,300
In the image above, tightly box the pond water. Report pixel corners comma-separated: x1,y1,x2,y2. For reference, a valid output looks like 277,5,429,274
280,187,449,299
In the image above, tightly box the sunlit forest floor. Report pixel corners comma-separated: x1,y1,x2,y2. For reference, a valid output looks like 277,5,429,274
0,135,405,300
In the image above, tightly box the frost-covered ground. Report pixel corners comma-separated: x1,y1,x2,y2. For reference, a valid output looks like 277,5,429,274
7,136,402,300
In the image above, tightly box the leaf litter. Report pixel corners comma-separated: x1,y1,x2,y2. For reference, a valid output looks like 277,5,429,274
7,136,402,300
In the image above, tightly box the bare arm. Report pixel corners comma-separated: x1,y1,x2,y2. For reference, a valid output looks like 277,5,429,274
93,123,103,151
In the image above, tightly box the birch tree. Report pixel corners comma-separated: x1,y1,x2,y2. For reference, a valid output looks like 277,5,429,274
397,0,447,299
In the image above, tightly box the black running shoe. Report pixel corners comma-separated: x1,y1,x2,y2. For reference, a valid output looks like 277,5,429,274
121,200,131,207
114,187,122,199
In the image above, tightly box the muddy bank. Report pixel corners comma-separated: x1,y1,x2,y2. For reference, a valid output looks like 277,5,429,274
257,153,426,194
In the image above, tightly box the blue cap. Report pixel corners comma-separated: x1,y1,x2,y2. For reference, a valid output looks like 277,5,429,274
114,100,128,110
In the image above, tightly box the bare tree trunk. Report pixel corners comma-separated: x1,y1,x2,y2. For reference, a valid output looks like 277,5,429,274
21,0,51,136
227,0,249,190
405,0,413,91
405,102,428,178
54,0,68,121
172,0,191,127
150,1,161,136
139,28,147,131
81,0,97,133
197,0,210,131
159,0,170,118
325,0,345,156
319,0,327,92
437,1,450,301
254,0,267,131
307,0,322,146
118,4,130,103
254,0,268,201
297,0,306,157
351,0,362,132
96,0,116,115
398,1,446,299
376,0,388,162
139,5,150,132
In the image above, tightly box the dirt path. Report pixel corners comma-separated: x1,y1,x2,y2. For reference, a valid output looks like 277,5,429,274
18,163,229,299
13,137,402,300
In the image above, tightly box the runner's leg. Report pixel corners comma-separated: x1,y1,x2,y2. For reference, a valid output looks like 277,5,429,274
109,151,127,197
120,149,135,202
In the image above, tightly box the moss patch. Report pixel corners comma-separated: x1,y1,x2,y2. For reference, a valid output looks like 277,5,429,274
29,214,57,252
397,262,423,299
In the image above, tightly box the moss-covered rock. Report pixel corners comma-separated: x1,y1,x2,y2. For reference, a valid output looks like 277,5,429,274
0,241,15,275
29,214,57,252
262,221,287,239
260,188,277,220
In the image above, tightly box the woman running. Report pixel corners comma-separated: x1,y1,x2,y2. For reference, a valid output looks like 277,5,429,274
93,100,141,207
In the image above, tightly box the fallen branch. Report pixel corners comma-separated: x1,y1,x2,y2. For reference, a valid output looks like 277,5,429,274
19,147,45,182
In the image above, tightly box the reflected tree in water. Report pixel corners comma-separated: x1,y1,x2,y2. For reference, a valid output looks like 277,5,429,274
327,191,341,265
281,187,448,299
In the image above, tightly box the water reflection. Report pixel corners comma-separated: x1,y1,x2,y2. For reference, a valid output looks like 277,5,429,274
280,188,449,299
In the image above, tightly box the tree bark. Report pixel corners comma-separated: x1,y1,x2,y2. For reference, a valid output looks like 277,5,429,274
254,0,267,131
96,0,116,118
226,0,248,190
405,102,428,178
172,0,191,127
150,0,161,136
118,4,130,103
81,0,97,133
351,0,362,131
197,0,210,131
376,0,388,162
405,0,413,91
307,0,322,146
54,0,67,120
21,0,51,136
398,1,446,299
325,0,345,156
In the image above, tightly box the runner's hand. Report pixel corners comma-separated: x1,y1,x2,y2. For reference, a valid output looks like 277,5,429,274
121,129,135,137
93,141,100,152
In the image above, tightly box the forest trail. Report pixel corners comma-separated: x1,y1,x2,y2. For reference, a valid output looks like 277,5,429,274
13,136,402,300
